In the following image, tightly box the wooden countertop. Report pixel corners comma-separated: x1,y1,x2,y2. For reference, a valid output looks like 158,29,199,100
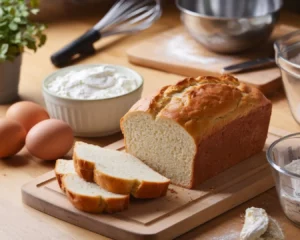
1,4,300,240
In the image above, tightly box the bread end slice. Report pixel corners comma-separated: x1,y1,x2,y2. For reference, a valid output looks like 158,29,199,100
55,159,129,213
62,174,129,213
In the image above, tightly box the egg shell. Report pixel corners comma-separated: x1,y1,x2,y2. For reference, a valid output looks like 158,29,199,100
0,119,26,158
6,101,49,132
26,119,74,160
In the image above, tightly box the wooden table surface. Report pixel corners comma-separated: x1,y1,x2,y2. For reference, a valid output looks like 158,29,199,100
1,4,300,240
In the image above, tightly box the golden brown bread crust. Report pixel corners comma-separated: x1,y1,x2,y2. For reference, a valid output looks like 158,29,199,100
93,170,135,195
55,173,64,190
121,75,271,143
73,150,170,199
121,75,272,188
191,103,271,188
94,170,169,198
133,180,169,198
54,161,65,190
64,189,105,213
62,177,130,213
74,162,94,182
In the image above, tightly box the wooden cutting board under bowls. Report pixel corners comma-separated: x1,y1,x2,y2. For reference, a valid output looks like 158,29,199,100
22,127,289,240
127,25,296,95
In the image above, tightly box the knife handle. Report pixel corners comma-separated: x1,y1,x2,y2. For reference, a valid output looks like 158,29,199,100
222,58,276,74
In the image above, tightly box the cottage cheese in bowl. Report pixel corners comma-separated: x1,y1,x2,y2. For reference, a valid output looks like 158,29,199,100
45,66,139,100
42,64,143,137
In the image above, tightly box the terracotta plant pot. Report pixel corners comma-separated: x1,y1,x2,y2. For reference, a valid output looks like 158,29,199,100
0,55,22,104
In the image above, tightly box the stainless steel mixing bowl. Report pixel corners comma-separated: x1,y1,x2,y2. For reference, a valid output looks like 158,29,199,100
176,0,283,54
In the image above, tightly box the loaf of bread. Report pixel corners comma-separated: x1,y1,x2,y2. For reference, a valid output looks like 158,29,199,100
55,159,129,213
73,141,170,198
121,75,272,189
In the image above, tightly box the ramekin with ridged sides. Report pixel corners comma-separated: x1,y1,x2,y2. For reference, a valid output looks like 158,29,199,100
42,64,143,137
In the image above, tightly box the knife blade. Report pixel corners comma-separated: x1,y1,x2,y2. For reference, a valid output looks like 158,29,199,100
222,58,276,74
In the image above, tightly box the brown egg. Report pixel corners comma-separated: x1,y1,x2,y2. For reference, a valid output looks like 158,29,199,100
6,101,49,132
26,119,74,160
0,119,26,158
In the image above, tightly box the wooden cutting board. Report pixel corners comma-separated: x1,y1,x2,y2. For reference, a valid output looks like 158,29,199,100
0,200,76,239
127,25,296,95
21,127,289,240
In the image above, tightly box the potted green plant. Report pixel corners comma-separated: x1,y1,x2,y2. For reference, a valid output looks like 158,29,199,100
0,0,46,103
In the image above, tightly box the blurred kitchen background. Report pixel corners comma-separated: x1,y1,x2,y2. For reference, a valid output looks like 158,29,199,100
30,0,300,22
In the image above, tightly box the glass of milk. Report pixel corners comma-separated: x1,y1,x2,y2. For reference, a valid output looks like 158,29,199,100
267,133,300,226
275,30,300,124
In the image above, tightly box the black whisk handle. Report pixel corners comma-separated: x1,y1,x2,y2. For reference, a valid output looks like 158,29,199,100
51,29,101,67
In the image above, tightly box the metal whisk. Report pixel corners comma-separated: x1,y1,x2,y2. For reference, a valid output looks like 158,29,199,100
51,0,162,67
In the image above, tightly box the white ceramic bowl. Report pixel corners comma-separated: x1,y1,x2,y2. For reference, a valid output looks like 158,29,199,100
42,64,143,137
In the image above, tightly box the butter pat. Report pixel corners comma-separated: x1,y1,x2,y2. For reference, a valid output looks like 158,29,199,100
240,207,284,240
46,66,138,100
240,207,269,240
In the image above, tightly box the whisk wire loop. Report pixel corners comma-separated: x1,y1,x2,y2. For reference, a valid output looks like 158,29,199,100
51,0,162,67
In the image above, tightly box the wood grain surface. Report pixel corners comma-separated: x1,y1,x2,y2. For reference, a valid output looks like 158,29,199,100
127,25,296,95
0,3,300,239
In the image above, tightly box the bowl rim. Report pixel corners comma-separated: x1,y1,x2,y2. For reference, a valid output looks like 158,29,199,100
266,132,300,179
274,30,300,72
175,0,283,20
42,64,144,102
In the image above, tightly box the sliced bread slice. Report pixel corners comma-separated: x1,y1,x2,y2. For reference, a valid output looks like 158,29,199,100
55,159,76,190
73,141,170,198
55,159,129,213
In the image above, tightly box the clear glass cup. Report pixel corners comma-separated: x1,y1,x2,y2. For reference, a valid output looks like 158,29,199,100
274,30,300,124
267,133,300,226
